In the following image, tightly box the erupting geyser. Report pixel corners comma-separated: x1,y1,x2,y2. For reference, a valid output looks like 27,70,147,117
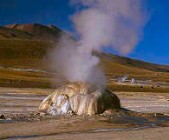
39,0,147,115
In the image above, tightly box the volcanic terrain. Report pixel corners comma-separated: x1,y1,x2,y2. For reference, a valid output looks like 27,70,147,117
0,23,169,140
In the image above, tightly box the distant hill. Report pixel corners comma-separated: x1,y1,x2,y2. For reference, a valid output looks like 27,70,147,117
0,26,32,39
1,23,63,41
99,53,169,73
0,23,169,88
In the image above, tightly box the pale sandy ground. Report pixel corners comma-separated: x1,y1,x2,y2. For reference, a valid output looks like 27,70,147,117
0,87,169,140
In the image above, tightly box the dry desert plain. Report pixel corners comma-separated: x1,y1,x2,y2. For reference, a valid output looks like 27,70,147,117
0,87,169,140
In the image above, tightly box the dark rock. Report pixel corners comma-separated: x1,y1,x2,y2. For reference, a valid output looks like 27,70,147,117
0,114,5,119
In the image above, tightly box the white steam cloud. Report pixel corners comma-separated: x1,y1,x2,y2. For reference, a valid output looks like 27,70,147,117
50,0,147,88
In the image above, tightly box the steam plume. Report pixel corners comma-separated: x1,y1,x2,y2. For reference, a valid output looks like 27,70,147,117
50,0,147,88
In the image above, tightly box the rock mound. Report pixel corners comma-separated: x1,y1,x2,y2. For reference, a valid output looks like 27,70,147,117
39,82,121,115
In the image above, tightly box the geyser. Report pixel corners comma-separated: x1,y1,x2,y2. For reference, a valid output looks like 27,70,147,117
39,82,121,115
40,0,147,115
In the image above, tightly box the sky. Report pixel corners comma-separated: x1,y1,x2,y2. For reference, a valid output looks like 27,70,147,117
0,0,168,65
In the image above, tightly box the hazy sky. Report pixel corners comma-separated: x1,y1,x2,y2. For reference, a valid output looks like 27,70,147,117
0,0,169,65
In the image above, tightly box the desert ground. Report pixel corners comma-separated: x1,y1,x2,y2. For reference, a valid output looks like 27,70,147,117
0,87,169,140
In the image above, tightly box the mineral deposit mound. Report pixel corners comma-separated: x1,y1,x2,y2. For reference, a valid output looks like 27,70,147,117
39,82,121,115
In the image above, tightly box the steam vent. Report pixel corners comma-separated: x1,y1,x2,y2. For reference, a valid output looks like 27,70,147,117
39,82,121,115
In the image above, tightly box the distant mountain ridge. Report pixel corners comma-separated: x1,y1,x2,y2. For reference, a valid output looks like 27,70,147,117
0,23,63,41
0,26,33,39
0,23,169,83
99,53,169,73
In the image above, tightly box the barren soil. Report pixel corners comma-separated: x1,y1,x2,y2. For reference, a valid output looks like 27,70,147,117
0,87,169,139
